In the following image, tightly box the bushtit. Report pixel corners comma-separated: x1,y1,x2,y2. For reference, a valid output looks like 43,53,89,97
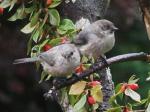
14,44,81,77
72,19,118,59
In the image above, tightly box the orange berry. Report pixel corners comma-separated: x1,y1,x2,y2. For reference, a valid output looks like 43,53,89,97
75,64,84,74
46,0,52,6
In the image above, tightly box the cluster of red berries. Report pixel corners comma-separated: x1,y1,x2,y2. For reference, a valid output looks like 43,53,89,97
87,81,100,105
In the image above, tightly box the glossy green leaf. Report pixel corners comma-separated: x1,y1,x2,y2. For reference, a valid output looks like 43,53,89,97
48,38,61,46
31,12,39,27
48,0,61,8
125,88,141,102
32,29,40,43
106,107,122,112
0,0,11,8
48,9,60,26
57,19,76,35
146,103,150,112
9,0,17,11
74,94,87,112
8,6,27,21
21,22,36,34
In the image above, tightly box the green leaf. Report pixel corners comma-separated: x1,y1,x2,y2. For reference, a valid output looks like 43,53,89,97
32,29,40,43
8,12,18,21
8,6,27,21
27,37,33,55
21,22,36,34
57,19,76,35
48,38,61,46
48,0,61,8
0,0,11,8
9,0,17,11
146,103,150,112
30,12,39,27
69,81,86,95
39,71,48,83
91,85,103,103
48,9,60,26
106,107,122,112
125,88,141,102
25,6,35,14
128,75,139,84
74,94,87,112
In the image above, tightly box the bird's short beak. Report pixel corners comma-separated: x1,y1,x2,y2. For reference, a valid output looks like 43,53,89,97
113,26,118,31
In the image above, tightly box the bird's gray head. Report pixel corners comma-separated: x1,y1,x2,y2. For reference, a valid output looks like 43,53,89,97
95,19,118,35
61,44,80,61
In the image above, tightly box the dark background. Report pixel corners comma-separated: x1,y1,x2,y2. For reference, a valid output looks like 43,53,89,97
0,0,150,112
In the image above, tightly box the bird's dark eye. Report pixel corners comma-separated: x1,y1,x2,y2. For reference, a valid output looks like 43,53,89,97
70,52,73,56
102,24,110,31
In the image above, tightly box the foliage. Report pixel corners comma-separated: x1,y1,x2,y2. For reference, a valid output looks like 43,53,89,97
1,0,150,112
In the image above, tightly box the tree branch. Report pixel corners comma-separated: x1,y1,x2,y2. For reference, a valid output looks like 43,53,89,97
54,52,150,90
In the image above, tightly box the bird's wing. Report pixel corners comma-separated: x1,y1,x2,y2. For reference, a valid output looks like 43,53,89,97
39,53,55,66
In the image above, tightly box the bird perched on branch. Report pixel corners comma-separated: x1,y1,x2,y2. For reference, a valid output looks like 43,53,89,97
13,44,81,77
72,19,118,60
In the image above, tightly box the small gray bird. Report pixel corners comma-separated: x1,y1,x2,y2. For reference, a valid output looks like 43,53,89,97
14,44,81,77
72,19,118,59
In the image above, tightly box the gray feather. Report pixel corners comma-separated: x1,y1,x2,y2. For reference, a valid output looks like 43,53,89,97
13,57,39,64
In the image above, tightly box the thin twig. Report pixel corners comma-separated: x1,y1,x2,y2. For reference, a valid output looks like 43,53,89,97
54,52,150,90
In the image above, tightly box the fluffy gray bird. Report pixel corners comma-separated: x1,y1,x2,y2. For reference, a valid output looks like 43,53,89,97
14,44,81,77
73,19,118,59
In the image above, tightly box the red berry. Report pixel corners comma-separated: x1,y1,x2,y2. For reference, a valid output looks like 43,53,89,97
88,81,100,87
46,0,52,6
43,44,52,51
127,84,139,90
0,7,4,14
87,96,96,105
75,64,84,74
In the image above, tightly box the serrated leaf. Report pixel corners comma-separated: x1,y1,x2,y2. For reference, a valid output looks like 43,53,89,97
48,9,60,26
0,0,11,8
74,94,87,112
21,23,36,34
125,88,141,102
91,85,103,103
69,81,86,95
48,0,61,8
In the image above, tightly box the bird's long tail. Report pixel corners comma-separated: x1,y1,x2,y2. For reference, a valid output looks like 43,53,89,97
13,57,39,64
